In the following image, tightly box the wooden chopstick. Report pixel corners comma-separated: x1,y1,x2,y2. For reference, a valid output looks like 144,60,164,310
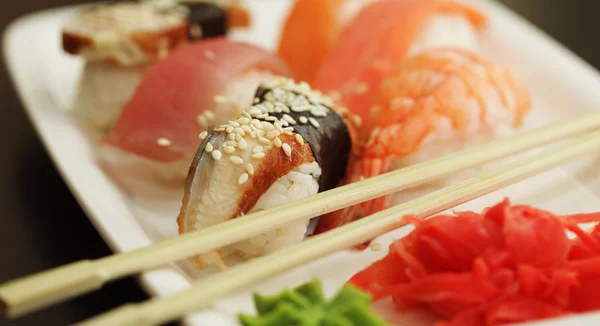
1,113,600,319
78,127,600,326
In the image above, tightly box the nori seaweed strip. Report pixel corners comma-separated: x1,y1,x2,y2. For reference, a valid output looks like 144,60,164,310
253,86,352,192
182,2,228,40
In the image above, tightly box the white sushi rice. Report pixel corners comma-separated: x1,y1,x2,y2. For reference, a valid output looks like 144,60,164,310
73,61,147,140
409,13,479,55
231,161,321,258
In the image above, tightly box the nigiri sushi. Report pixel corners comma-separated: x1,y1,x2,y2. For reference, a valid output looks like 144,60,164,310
312,0,487,123
177,77,358,269
63,0,251,135
278,0,485,88
315,47,532,235
98,39,293,191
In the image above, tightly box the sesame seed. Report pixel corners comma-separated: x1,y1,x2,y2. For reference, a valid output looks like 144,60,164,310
265,116,277,122
299,116,308,124
329,91,341,101
249,108,262,116
257,113,269,119
253,98,259,104
285,131,294,136
230,156,243,165
223,146,235,154
157,138,171,146
250,131,258,138
214,127,225,132
205,110,215,120
238,173,249,185
309,117,320,128
355,82,368,95
266,130,280,139
257,130,266,137
197,115,207,127
295,134,304,145
370,242,382,251
204,50,216,60
282,143,292,157
245,163,254,176
282,114,296,125
274,106,282,113
259,137,271,145
238,138,248,149
273,137,282,148
279,119,289,127
205,142,213,152
249,124,258,131
234,127,245,136
212,150,222,160
253,146,264,153
274,121,284,132
237,117,250,125
235,134,243,142
228,121,240,127
199,131,208,140
262,122,275,131
251,119,261,125
228,133,236,141
241,125,251,133
226,141,237,147
264,102,274,111
190,24,203,38
213,96,227,104
283,127,294,132
255,122,264,130
252,153,265,159
226,126,234,133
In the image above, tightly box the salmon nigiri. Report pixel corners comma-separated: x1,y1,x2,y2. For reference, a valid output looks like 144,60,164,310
277,0,380,83
315,47,531,235
313,0,487,124
98,38,292,192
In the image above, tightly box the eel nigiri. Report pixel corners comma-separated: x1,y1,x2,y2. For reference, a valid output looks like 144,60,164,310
63,0,250,135
177,77,358,269
315,47,531,235
98,39,292,190
312,0,487,123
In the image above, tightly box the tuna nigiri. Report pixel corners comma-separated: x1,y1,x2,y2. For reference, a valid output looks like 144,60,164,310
65,0,251,135
177,77,358,269
98,39,292,191
315,47,531,235
312,0,487,123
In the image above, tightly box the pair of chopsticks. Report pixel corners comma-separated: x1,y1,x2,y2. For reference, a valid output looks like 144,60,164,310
3,112,600,325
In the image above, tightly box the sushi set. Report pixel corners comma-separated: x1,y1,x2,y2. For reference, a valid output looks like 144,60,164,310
5,0,600,325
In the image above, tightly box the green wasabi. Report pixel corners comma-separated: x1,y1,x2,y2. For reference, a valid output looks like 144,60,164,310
238,279,390,326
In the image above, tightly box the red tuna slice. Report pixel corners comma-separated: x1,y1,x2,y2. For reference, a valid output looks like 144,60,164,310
102,38,292,162
312,0,486,124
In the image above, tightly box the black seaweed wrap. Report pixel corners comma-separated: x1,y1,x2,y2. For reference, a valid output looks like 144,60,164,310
254,87,352,192
182,2,228,40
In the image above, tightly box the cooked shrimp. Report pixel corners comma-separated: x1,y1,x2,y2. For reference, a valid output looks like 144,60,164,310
314,47,532,235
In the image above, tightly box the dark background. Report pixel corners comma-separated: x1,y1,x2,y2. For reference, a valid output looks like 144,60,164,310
0,1,598,325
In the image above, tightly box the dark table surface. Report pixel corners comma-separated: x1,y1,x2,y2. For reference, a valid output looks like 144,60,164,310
1,1,599,325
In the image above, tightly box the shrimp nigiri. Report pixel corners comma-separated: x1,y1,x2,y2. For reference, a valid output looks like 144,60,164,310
312,0,487,123
315,47,532,235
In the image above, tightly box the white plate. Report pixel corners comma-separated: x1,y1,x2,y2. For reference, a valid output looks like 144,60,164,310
5,0,600,325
